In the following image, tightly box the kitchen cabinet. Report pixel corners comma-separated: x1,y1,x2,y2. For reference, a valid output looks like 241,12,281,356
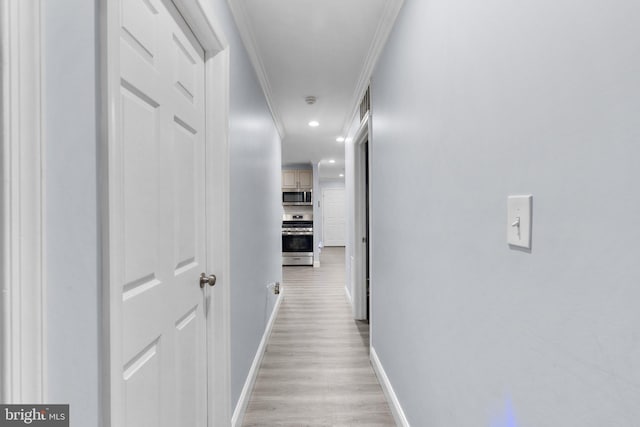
297,170,313,188
282,169,313,189
282,170,298,188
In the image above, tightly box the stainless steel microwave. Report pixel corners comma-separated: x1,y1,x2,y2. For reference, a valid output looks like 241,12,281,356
282,190,312,206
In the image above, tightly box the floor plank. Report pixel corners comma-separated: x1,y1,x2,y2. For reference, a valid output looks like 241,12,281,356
241,247,395,427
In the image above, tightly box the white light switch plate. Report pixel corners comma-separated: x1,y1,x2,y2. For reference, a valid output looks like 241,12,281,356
507,195,532,249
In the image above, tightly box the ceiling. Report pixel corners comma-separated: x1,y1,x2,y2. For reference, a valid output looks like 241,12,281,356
228,0,403,180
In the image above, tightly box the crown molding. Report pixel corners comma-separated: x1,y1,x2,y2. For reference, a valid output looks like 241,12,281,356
227,0,286,139
341,0,404,136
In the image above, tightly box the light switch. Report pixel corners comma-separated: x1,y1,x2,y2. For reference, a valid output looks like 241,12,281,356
507,195,532,249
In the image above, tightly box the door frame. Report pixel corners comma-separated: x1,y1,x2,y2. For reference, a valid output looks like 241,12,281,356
0,0,45,404
352,113,371,321
100,1,231,425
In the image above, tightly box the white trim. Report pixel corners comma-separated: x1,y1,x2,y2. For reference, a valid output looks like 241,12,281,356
340,0,404,137
0,0,45,403
203,45,232,427
231,288,284,427
313,260,320,268
370,347,410,427
351,114,370,321
99,1,117,424
102,0,230,425
100,2,120,424
174,0,228,52
225,0,285,138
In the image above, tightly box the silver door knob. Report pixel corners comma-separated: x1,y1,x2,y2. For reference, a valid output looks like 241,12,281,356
200,273,217,288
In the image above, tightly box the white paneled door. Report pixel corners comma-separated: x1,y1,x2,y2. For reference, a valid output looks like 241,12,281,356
114,0,208,426
322,188,346,246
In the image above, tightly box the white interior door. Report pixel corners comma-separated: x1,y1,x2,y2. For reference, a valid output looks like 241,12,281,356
114,0,208,425
322,188,346,246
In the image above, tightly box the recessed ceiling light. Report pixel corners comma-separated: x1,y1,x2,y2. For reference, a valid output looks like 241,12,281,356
329,159,336,164
308,121,319,127
336,137,345,142
339,174,344,177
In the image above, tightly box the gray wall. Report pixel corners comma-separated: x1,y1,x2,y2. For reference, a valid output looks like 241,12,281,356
43,0,101,425
370,0,640,425
208,0,283,410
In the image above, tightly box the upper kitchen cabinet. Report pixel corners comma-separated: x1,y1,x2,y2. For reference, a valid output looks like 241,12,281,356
282,170,297,188
282,169,313,189
297,170,313,188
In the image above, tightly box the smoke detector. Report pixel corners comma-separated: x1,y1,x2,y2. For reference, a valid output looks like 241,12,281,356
305,95,317,105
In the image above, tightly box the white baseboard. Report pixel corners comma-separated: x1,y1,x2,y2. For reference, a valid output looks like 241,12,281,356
370,346,410,427
231,287,284,427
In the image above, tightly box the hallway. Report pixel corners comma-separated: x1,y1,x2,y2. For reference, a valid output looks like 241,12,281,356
242,247,395,426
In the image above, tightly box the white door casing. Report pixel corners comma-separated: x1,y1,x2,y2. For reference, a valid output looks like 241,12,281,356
103,0,230,426
352,114,370,321
322,188,346,246
0,0,45,404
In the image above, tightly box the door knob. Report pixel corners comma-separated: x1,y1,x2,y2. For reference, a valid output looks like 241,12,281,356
200,273,217,288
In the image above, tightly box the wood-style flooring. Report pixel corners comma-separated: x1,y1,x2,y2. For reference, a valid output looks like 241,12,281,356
242,247,395,427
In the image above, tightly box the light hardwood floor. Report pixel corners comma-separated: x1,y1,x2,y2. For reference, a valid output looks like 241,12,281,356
241,247,395,427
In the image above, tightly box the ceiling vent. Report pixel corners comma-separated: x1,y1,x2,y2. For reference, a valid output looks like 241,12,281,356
305,95,317,105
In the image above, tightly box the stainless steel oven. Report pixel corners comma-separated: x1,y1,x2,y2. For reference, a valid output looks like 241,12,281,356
282,214,313,266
